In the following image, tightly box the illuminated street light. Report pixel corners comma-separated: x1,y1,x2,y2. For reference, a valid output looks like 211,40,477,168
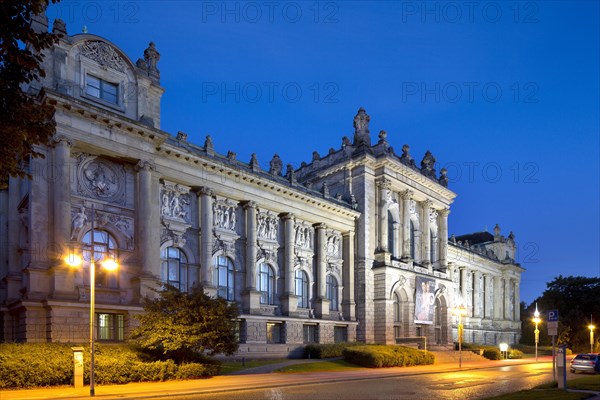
452,304,468,368
589,316,595,354
65,205,118,397
532,304,541,362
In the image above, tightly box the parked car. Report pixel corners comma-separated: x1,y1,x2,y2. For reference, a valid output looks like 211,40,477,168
570,353,600,374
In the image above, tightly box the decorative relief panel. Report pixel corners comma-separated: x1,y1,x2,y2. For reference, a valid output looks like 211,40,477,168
160,180,192,247
71,206,134,249
409,199,417,216
256,210,278,241
429,208,438,230
75,154,126,205
326,232,341,258
80,40,128,73
213,199,237,231
160,181,191,223
294,222,312,250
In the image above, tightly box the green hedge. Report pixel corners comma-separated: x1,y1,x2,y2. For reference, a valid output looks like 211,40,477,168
304,342,359,359
0,343,220,389
342,345,434,368
508,349,524,359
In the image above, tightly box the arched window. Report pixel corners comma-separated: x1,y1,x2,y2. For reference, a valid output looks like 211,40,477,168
258,263,275,304
82,230,118,289
410,220,416,259
295,270,309,308
394,292,401,322
326,274,338,311
216,256,234,301
161,247,196,292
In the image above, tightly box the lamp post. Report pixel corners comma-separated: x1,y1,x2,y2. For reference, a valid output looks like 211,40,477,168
532,304,541,362
589,316,595,354
453,304,468,368
65,205,118,397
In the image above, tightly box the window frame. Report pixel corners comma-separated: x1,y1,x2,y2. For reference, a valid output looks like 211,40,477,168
216,255,235,301
258,263,275,305
326,274,339,311
85,74,119,104
97,313,124,341
161,247,192,292
295,269,309,308
82,229,118,289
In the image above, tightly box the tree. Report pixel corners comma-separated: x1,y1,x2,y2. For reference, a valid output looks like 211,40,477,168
132,285,239,364
0,0,61,189
521,276,600,352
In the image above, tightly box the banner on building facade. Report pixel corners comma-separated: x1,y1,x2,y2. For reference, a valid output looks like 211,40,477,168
414,276,436,325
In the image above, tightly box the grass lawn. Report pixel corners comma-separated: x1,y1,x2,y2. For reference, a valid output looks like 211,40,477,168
276,359,364,373
220,359,288,375
484,374,600,400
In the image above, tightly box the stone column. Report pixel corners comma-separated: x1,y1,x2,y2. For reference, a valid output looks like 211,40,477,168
401,190,413,259
459,267,468,305
513,282,521,322
438,209,450,270
342,230,356,321
422,200,432,267
242,201,260,311
504,278,511,320
392,221,400,258
473,271,482,318
135,160,161,299
493,275,503,319
281,213,297,315
198,187,214,291
377,178,391,252
52,136,72,254
314,223,329,318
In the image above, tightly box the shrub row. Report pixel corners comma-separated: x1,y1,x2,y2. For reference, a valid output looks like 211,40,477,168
304,342,359,359
342,345,435,368
0,343,220,389
457,343,525,360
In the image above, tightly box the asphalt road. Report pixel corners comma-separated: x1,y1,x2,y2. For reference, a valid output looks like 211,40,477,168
166,362,556,400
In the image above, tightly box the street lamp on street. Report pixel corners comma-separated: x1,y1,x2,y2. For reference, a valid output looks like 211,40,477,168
65,205,118,397
452,304,468,368
532,304,541,362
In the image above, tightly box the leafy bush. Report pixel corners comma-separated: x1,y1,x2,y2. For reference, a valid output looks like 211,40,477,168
483,348,502,360
508,349,524,359
0,343,218,389
305,342,358,359
342,345,434,368
0,343,73,388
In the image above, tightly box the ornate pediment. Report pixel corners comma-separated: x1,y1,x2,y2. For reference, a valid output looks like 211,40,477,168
80,40,128,73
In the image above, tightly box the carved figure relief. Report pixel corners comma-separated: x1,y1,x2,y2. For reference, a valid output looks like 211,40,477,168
71,206,88,239
257,211,278,241
76,154,126,205
80,41,127,73
294,223,311,249
409,199,417,215
213,200,237,231
326,234,341,257
160,182,191,223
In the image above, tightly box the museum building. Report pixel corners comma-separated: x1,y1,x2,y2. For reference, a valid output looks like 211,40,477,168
0,17,523,354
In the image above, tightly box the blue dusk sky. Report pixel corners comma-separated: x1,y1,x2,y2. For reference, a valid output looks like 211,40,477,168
46,1,599,306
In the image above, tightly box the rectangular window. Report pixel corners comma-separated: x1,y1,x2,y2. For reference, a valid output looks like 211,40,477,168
303,324,317,344
334,326,347,343
86,75,118,104
267,322,282,344
97,313,124,341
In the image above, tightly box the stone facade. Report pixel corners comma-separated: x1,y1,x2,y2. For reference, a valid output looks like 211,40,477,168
0,20,523,352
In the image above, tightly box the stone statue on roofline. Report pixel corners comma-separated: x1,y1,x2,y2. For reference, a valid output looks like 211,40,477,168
420,150,436,179
269,154,283,176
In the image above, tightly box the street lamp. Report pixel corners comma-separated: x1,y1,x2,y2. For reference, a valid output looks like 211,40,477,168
452,304,468,368
65,205,118,397
532,304,541,362
589,317,595,354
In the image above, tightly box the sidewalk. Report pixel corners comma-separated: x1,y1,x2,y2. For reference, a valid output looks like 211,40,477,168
1,356,597,400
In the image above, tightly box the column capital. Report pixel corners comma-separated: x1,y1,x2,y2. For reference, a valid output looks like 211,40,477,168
51,135,73,148
422,199,433,208
313,222,328,230
438,208,451,217
135,160,155,172
401,189,413,200
196,186,213,197
242,200,258,210
280,212,295,221
376,177,392,190
342,230,355,239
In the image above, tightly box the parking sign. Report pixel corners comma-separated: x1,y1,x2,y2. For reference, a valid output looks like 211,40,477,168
548,310,559,322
